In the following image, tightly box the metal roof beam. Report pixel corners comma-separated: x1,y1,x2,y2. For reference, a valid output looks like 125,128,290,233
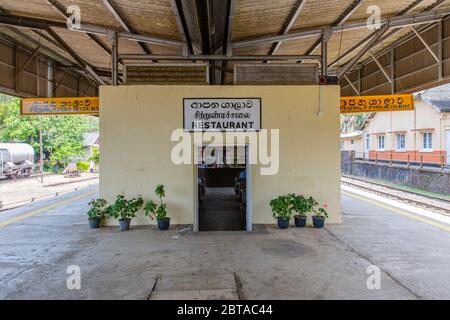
45,26,105,85
119,54,321,61
221,0,236,84
337,24,389,79
45,0,114,56
4,26,74,67
0,12,183,47
14,45,40,80
101,0,151,54
304,0,364,55
0,25,103,89
369,51,393,83
170,0,190,54
343,0,448,71
225,0,236,56
343,75,360,95
411,26,440,62
268,0,308,56
231,8,450,48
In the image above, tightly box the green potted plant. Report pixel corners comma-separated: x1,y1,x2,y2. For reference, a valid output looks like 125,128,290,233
290,194,318,227
312,204,329,228
108,194,144,231
289,194,306,228
87,198,107,229
269,195,291,229
144,184,170,230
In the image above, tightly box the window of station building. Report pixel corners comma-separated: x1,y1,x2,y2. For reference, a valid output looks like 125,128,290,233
366,136,371,150
423,132,433,150
351,140,354,145
396,134,406,151
377,135,385,150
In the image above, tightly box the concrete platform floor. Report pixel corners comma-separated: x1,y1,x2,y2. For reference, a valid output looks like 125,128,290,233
0,184,450,299
199,187,245,231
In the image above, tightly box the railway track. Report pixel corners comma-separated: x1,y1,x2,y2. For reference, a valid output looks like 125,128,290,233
341,176,450,216
0,172,54,185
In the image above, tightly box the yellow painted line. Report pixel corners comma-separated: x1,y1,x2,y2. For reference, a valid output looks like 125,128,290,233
0,190,97,228
342,190,450,233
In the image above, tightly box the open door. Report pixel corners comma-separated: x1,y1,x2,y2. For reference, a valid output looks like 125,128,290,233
195,145,251,231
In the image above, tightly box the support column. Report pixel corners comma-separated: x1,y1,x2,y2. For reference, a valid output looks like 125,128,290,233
438,20,443,80
47,60,54,98
321,31,329,76
14,45,18,92
111,31,119,86
390,47,395,94
358,68,362,95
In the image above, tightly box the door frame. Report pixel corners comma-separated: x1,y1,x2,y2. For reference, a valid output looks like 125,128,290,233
193,144,252,232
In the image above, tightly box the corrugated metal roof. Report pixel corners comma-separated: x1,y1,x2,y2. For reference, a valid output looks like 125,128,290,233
0,0,449,91
340,131,363,139
428,100,450,112
420,83,450,112
83,132,99,146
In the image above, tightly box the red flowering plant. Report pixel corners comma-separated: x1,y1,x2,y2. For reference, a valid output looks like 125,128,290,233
312,203,329,219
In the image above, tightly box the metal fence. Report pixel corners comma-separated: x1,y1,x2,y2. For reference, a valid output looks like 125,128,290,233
351,151,450,171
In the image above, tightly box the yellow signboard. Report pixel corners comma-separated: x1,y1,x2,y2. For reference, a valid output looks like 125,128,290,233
340,94,414,113
20,97,99,115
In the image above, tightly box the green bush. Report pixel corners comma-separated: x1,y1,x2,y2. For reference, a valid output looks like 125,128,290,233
76,161,90,171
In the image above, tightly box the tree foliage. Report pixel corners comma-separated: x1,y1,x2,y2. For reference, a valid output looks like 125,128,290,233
340,113,368,134
0,94,99,165
88,147,100,165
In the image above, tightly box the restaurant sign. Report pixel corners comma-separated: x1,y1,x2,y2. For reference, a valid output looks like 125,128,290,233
20,97,99,115
340,94,414,113
183,98,261,132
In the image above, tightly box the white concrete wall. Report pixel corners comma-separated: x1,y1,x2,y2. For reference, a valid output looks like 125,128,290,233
100,85,341,226
341,137,363,154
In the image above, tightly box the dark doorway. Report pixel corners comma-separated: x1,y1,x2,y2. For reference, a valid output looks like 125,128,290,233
198,146,247,231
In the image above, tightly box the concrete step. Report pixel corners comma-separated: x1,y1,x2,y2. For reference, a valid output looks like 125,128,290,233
150,272,239,300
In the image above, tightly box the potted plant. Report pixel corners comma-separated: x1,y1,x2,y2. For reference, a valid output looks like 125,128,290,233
312,204,329,228
108,194,144,231
269,195,291,229
288,194,308,228
87,198,107,229
144,184,170,230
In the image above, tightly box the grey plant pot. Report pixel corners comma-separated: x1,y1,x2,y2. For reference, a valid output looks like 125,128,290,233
118,218,131,231
88,217,101,229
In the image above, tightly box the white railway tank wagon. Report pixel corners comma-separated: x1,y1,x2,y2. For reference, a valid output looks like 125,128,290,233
0,143,34,179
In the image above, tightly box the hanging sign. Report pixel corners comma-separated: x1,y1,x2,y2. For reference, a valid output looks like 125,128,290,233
125,64,209,84
340,94,414,113
183,98,261,132
20,97,99,115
